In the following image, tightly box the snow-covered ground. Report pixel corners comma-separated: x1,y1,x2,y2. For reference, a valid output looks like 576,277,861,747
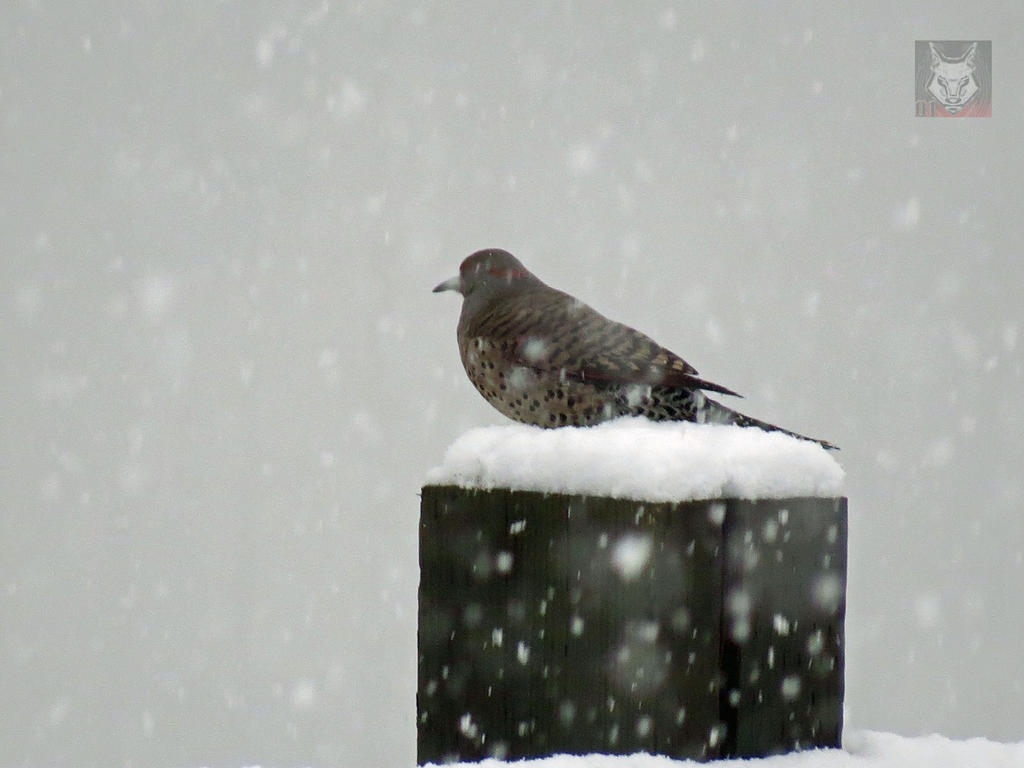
428,731,1024,768
426,418,844,501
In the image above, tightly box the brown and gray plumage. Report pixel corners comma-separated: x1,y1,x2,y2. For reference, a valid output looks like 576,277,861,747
434,249,837,449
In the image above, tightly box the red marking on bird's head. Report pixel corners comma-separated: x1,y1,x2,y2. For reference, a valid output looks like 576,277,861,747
487,267,529,280
459,249,535,284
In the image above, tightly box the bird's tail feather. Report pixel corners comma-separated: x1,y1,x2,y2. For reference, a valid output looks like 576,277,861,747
701,397,839,450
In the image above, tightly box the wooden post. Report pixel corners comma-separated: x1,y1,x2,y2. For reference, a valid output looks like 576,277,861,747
417,485,847,763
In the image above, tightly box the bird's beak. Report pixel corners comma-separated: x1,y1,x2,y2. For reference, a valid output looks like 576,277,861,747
432,275,462,294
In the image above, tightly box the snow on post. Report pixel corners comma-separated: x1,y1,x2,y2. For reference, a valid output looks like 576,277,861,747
419,420,847,763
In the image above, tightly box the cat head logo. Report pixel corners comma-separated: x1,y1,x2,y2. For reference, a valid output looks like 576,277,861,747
926,41,979,114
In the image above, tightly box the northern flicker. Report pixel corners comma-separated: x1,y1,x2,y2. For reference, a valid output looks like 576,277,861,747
434,249,837,449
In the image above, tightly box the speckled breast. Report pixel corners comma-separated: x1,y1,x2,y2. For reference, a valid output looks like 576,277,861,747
458,336,619,427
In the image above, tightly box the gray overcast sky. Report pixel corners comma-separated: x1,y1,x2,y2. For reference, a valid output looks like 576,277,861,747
2,1,1022,765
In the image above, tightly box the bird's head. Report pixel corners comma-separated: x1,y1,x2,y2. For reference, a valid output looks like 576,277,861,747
433,249,541,300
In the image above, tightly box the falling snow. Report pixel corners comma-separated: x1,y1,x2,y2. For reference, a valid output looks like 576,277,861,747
611,534,653,581
4,2,1022,767
892,196,922,232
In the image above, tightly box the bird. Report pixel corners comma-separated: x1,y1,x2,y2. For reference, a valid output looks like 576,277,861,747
433,249,837,450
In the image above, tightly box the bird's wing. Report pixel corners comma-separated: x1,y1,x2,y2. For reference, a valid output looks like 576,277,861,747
491,288,742,397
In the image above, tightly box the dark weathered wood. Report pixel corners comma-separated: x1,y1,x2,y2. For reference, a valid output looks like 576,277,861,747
418,486,846,763
721,498,847,757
